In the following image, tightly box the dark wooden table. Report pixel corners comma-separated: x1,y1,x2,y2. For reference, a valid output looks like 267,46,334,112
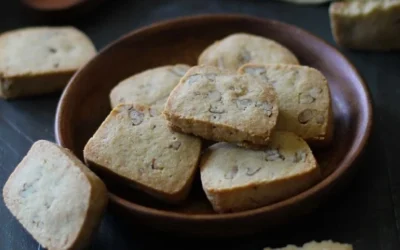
1,0,399,249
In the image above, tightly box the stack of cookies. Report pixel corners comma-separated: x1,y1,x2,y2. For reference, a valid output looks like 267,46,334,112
83,33,334,213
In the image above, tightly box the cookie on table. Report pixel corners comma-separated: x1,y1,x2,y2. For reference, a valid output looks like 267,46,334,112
264,240,353,250
163,65,279,147
2,140,108,250
0,26,97,99
83,103,202,203
239,63,333,146
109,64,191,112
200,131,321,213
329,0,400,50
278,0,331,4
198,33,299,72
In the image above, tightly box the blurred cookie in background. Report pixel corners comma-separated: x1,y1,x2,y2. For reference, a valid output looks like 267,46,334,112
329,0,400,50
277,0,331,4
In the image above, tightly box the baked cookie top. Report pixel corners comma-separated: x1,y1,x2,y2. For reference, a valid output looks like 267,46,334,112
0,26,96,77
198,33,299,71
264,240,353,250
163,65,279,145
239,63,332,144
3,140,107,250
109,64,191,111
200,131,318,190
329,0,400,50
330,0,400,15
83,103,202,197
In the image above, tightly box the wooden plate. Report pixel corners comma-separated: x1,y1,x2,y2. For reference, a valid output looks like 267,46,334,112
55,14,373,236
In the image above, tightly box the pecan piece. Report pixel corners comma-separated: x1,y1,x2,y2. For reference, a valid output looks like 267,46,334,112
236,99,253,110
209,104,225,114
130,109,144,126
224,166,239,179
298,109,314,124
256,101,273,117
265,147,285,161
293,150,307,163
299,93,315,104
150,159,163,170
309,87,322,98
246,167,261,176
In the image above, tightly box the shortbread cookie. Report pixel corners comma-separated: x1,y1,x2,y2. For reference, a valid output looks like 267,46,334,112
109,64,191,111
239,63,333,146
0,26,97,99
200,131,321,213
83,103,202,203
198,33,299,72
278,0,331,4
163,65,279,146
264,240,353,250
2,140,108,250
329,0,400,50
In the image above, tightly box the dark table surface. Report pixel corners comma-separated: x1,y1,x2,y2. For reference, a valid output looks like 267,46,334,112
1,0,399,249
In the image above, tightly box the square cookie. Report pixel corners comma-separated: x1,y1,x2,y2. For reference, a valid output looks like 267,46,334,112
200,131,321,213
109,64,190,112
3,140,108,250
329,0,400,50
83,103,202,203
0,26,96,99
239,63,333,146
198,33,299,71
163,65,279,147
264,240,353,250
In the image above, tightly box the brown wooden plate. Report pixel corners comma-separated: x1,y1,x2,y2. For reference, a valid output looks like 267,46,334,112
55,14,373,237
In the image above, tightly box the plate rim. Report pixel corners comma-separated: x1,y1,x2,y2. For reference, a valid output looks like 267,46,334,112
55,13,373,221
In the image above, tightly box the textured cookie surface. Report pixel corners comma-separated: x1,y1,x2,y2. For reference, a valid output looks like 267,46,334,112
0,26,96,76
200,131,320,213
2,140,108,250
329,0,400,50
198,33,299,71
239,63,333,146
264,240,353,250
163,65,279,146
109,64,191,111
278,0,331,4
83,103,202,203
0,26,96,98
